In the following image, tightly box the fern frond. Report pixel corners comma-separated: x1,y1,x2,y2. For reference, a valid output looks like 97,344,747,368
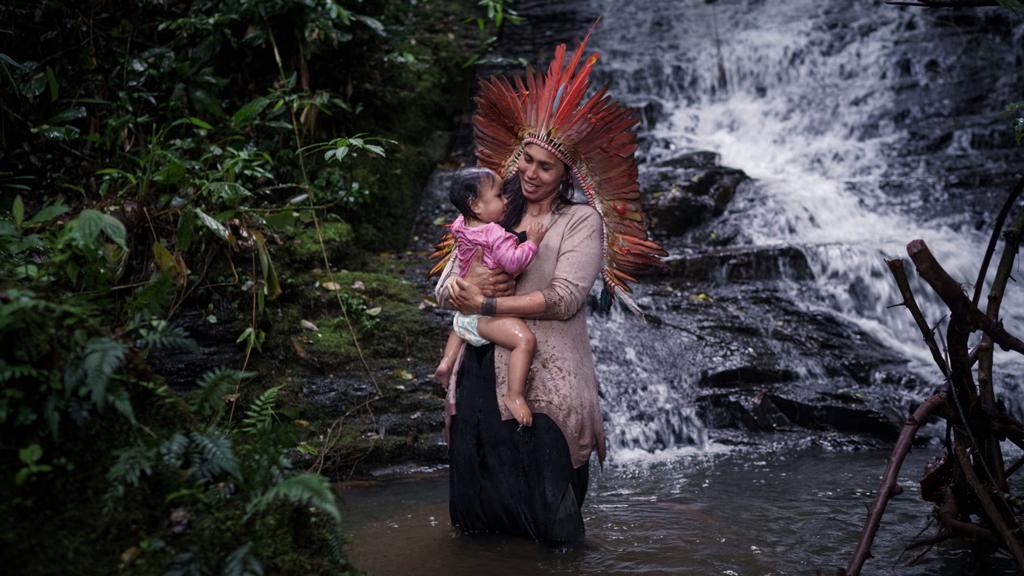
245,473,340,523
189,428,241,482
223,542,264,576
0,361,44,383
190,368,254,422
160,432,189,467
64,337,126,410
109,387,137,425
238,386,282,434
133,319,199,353
106,443,156,499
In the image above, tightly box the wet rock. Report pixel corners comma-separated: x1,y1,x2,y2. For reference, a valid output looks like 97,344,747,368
151,310,245,389
642,154,749,236
592,282,926,451
699,365,800,388
663,245,814,283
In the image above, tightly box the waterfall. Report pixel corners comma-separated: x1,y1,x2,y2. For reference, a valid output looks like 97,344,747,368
584,0,1024,453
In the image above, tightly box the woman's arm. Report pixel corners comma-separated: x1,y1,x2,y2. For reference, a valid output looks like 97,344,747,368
435,248,516,309
449,207,603,320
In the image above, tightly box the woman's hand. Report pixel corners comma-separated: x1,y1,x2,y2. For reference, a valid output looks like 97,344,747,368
462,248,512,295
449,277,485,315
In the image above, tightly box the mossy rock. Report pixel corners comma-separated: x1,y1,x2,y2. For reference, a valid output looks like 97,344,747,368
282,219,356,267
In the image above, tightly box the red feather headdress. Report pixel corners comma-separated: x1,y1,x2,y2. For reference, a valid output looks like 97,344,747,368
434,25,667,314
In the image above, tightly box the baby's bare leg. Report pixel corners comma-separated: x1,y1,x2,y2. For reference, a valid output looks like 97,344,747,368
434,329,463,388
476,317,536,426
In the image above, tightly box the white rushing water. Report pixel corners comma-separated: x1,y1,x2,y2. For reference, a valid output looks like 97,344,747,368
586,0,1024,416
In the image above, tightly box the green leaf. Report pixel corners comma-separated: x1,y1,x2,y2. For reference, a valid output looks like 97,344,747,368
72,209,104,248
193,208,229,241
187,116,213,130
32,124,79,141
232,96,271,128
19,444,42,465
12,195,24,229
246,474,340,523
264,210,294,230
177,209,195,252
49,106,86,125
190,368,252,421
25,203,68,226
224,542,264,576
45,66,58,101
238,386,282,434
23,72,46,97
189,429,241,482
151,241,178,278
64,337,127,410
71,209,127,249
100,213,127,250
355,15,386,36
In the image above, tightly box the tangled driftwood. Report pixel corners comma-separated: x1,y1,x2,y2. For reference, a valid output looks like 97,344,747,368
837,179,1024,575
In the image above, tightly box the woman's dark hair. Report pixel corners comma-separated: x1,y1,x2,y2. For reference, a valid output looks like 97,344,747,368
498,167,577,230
449,167,500,220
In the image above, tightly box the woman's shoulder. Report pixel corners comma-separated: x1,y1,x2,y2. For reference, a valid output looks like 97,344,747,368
559,203,602,231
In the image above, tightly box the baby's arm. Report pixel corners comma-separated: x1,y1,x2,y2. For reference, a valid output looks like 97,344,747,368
489,223,546,277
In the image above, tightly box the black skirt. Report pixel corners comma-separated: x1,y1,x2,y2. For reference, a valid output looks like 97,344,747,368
448,342,589,543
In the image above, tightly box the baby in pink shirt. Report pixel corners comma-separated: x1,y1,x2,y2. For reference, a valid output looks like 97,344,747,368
434,167,545,426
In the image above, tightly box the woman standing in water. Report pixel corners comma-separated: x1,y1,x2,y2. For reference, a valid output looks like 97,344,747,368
436,26,666,542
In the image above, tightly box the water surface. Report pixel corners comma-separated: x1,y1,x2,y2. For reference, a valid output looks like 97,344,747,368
342,445,1017,575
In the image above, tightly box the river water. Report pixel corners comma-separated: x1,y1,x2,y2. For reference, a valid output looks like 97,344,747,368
341,445,1021,575
345,1,1024,573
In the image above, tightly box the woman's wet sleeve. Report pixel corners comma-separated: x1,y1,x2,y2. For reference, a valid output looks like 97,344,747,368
537,207,603,321
434,249,460,309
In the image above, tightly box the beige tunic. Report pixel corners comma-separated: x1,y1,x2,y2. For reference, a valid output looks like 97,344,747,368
437,203,606,468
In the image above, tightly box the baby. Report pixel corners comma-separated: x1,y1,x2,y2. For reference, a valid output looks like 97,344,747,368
433,167,545,427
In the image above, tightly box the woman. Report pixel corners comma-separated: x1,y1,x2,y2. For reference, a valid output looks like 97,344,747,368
435,28,666,543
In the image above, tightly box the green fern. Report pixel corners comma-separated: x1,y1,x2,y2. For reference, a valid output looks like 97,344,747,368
189,428,241,482
190,368,254,421
238,386,282,434
64,337,126,410
0,361,44,382
223,542,264,576
160,432,189,467
132,318,199,353
245,473,340,524
106,443,156,499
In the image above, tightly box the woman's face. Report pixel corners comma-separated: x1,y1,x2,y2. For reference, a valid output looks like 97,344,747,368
517,144,567,204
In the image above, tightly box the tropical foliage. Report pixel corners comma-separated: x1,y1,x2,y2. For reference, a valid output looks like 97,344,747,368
0,0,501,573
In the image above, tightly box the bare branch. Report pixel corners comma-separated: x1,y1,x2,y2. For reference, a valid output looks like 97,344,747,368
845,393,947,576
953,442,1024,570
886,258,950,378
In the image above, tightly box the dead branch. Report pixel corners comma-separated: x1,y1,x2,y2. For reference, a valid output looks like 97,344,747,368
953,442,1024,569
886,258,950,377
908,240,1024,355
972,176,1024,307
845,392,948,576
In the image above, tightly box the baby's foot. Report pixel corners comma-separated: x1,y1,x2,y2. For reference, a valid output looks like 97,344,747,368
504,393,533,427
434,361,452,389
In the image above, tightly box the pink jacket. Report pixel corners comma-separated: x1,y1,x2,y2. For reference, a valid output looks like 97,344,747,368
450,215,537,277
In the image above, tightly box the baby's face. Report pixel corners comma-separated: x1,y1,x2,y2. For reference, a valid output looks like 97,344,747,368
471,178,507,224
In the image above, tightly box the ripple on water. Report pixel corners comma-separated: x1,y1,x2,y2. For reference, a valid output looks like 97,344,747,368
341,447,1021,575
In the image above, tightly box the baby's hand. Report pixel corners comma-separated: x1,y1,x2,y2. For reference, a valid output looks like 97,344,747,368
526,222,547,245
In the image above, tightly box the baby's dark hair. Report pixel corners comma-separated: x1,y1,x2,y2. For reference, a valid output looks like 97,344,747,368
449,167,499,220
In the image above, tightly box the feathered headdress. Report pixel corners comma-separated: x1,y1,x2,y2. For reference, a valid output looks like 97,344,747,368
433,25,667,314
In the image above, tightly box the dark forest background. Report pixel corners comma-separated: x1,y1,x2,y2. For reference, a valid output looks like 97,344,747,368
0,0,513,573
